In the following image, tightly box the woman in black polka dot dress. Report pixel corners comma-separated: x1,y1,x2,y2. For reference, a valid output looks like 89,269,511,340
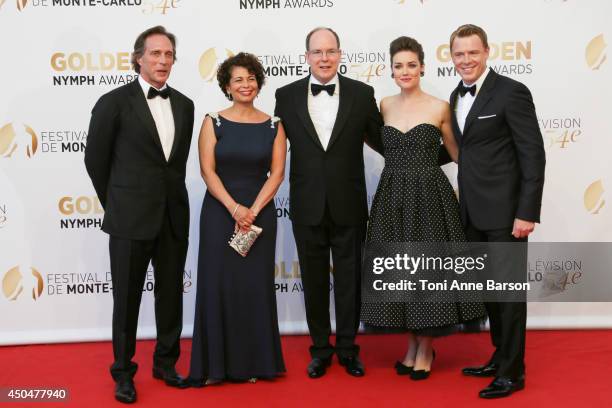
360,37,485,380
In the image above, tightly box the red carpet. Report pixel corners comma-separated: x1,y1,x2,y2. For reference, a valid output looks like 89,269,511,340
1,331,610,407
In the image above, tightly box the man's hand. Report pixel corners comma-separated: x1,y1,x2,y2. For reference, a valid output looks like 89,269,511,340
512,218,535,239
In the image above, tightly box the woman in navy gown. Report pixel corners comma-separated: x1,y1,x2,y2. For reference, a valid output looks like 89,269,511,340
188,52,287,386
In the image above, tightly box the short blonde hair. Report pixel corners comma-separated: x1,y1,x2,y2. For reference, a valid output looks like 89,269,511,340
449,24,489,51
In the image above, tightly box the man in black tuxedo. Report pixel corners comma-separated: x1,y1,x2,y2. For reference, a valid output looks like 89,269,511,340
448,24,545,398
274,27,382,379
84,26,194,403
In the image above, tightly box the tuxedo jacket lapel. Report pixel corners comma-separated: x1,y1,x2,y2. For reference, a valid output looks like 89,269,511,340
463,70,497,136
168,87,183,162
450,87,463,145
295,76,324,151
327,74,354,151
128,80,164,155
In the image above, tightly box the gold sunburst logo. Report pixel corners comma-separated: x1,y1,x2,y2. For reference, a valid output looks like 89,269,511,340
585,34,606,70
584,179,605,214
0,123,38,159
2,266,44,301
198,48,234,82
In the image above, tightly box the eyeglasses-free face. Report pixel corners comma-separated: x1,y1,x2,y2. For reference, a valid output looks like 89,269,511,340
451,34,489,85
391,50,424,90
137,34,175,89
226,66,259,103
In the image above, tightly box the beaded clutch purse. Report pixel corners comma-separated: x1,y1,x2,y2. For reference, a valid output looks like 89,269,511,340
228,224,263,257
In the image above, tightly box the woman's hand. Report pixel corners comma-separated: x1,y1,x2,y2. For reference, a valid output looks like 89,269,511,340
233,204,256,231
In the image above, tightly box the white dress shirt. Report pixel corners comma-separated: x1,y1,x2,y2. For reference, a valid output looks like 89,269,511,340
138,75,175,160
455,67,491,133
308,74,340,150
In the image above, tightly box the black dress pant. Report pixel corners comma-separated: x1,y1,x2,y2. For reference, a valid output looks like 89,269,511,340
465,220,527,379
292,205,366,360
108,210,188,381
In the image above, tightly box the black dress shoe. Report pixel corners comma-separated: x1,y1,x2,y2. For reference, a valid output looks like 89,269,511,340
307,356,332,378
462,362,499,377
394,361,413,375
186,377,206,388
479,376,525,399
152,366,189,389
338,356,365,377
115,379,136,404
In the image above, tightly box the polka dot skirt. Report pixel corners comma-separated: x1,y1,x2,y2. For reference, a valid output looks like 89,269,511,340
360,124,486,335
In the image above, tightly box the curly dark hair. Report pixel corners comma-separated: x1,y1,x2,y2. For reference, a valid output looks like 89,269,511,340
217,52,266,100
389,36,425,66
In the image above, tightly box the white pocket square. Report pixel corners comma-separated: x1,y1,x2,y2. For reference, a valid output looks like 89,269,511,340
477,114,496,119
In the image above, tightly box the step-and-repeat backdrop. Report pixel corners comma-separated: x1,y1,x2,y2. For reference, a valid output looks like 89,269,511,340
1,0,611,345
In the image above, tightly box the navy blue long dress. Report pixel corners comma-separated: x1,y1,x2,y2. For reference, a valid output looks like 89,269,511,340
188,113,285,382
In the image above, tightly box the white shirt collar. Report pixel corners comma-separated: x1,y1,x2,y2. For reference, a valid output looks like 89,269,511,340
138,75,168,96
309,74,339,96
461,66,491,96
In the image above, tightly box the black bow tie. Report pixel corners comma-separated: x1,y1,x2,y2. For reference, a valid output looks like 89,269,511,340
311,83,335,96
147,87,170,99
458,83,476,97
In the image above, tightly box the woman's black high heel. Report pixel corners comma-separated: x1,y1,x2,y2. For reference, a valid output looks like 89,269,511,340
410,349,435,381
394,361,414,375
